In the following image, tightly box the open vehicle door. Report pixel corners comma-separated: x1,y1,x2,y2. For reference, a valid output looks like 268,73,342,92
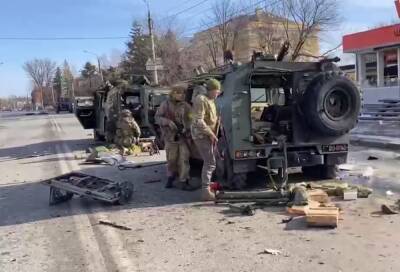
74,96,95,129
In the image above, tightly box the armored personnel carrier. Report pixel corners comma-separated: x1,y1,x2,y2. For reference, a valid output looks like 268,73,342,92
75,76,169,146
189,53,360,189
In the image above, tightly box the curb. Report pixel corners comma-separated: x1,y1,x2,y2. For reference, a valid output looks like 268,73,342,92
350,136,400,151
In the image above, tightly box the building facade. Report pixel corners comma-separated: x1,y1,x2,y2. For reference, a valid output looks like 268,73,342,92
343,2,400,105
187,9,320,69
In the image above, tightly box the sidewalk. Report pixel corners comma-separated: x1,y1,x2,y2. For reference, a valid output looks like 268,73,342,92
350,120,400,150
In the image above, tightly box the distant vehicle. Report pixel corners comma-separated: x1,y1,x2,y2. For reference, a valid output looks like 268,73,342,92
56,97,73,113
75,77,170,147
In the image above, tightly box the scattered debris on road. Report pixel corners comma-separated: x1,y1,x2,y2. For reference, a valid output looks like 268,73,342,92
343,189,358,200
386,190,394,196
227,204,256,216
117,161,166,171
41,172,133,205
306,207,339,228
258,248,282,255
144,179,162,184
281,217,293,224
381,204,399,215
98,220,132,230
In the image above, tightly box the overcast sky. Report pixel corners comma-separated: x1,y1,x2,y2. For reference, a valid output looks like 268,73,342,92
0,0,397,97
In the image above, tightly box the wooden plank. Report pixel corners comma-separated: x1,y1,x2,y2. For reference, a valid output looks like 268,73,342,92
286,200,321,216
287,205,309,216
306,207,339,228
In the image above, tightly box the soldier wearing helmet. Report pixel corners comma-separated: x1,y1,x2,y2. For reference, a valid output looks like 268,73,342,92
155,84,193,190
115,109,141,155
191,78,221,201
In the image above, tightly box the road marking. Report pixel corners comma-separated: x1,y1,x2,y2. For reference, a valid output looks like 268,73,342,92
51,115,139,272
50,116,63,133
54,144,108,272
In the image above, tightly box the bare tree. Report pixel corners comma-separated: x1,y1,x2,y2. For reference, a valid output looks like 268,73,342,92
158,29,183,85
23,59,56,107
203,0,239,65
206,30,219,67
255,18,282,55
270,0,339,61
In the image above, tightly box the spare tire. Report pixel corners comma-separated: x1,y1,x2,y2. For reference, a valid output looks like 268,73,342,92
302,72,360,136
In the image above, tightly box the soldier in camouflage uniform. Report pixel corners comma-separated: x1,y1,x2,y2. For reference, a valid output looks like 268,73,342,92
155,84,193,190
115,109,141,155
191,78,221,201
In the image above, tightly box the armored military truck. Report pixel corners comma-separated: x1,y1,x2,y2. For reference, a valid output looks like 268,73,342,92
188,54,360,189
75,77,169,146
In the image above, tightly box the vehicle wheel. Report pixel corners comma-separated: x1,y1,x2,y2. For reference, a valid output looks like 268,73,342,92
94,130,105,142
302,72,361,136
214,138,247,189
320,164,338,179
215,139,227,181
302,165,322,179
49,187,73,205
116,181,134,205
302,164,337,179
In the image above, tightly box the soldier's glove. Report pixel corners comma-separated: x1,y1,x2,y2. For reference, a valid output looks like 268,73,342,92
167,120,178,131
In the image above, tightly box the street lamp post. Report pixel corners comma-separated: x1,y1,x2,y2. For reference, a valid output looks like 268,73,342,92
83,50,104,82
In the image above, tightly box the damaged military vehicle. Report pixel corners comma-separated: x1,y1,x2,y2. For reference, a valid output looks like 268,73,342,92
75,76,169,146
189,54,360,189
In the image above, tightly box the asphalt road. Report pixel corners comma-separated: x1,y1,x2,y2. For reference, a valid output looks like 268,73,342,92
1,113,400,272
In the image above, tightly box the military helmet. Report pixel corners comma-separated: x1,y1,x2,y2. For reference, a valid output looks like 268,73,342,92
169,84,187,100
205,78,221,91
121,109,132,117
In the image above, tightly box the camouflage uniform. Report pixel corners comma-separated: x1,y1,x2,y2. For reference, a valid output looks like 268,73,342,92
191,79,220,191
115,110,141,154
155,85,192,188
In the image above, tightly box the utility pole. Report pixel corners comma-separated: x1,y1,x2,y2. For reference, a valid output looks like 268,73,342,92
144,0,158,85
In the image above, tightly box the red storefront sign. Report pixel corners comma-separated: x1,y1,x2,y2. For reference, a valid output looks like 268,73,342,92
343,24,400,53
343,1,400,53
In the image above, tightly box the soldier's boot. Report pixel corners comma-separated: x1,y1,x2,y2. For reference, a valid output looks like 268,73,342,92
165,176,175,189
201,186,215,201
